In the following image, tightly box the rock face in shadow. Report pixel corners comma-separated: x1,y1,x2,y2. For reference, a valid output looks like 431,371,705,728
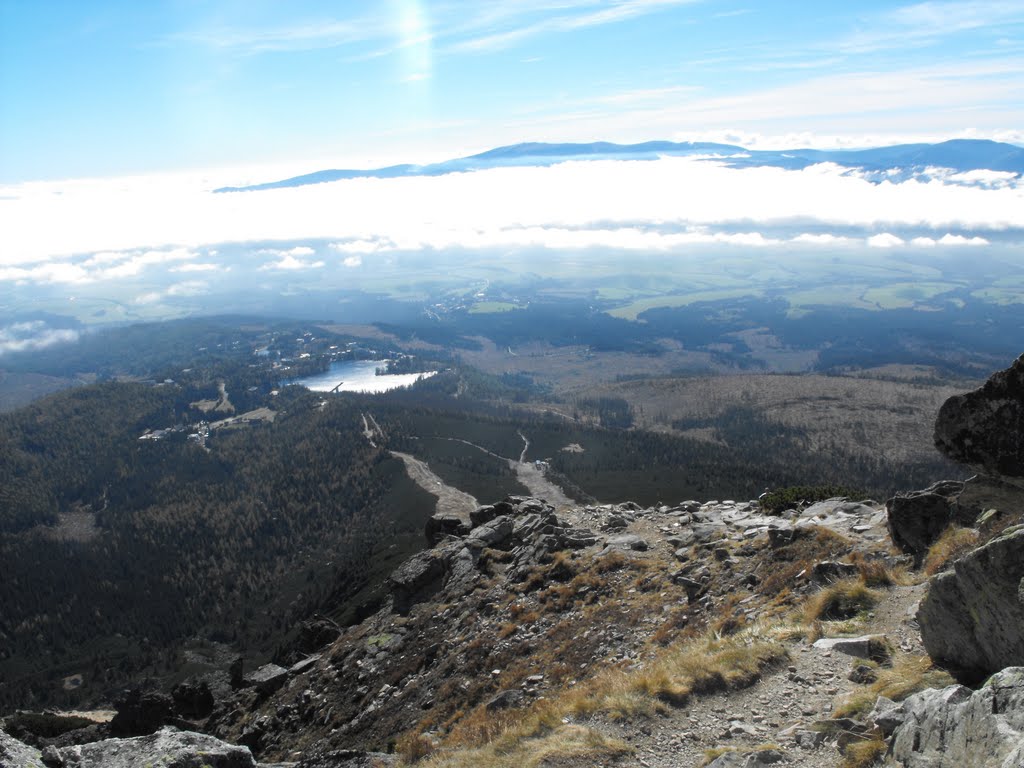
934,353,1024,487
890,667,1024,767
886,480,969,563
917,525,1024,682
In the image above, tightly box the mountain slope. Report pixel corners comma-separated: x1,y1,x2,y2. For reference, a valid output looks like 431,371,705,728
214,139,1024,192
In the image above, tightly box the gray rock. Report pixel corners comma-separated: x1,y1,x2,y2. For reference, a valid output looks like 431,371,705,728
745,750,785,766
243,663,289,695
40,745,62,768
388,550,445,613
886,480,968,563
557,528,600,549
918,525,1024,681
811,561,860,583
469,504,497,527
706,752,746,768
691,523,726,544
868,695,905,736
288,654,321,677
485,689,526,712
467,516,514,548
58,727,255,768
812,635,888,659
891,667,1024,767
795,730,825,748
110,689,174,736
934,353,1024,486
0,728,42,768
171,678,215,719
425,513,470,545
849,664,878,684
604,534,649,551
767,524,796,547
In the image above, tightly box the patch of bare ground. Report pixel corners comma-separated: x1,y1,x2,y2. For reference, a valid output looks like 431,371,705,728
391,450,479,521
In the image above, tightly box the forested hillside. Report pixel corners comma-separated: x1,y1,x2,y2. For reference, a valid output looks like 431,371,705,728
0,384,435,709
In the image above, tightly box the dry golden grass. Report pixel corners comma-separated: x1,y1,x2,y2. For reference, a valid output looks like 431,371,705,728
840,735,888,768
401,621,790,767
923,526,979,576
563,622,789,720
847,552,909,587
803,578,881,624
833,654,955,719
758,526,855,596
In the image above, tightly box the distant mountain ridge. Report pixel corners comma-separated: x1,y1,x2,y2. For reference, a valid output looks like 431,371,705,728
214,138,1024,193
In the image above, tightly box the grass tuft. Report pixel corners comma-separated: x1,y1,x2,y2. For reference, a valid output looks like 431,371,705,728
834,654,955,719
803,578,880,623
923,526,979,576
840,735,887,768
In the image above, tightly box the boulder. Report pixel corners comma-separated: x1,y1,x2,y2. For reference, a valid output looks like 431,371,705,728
171,679,215,719
890,667,1024,767
917,525,1024,682
812,635,889,660
811,561,860,584
886,480,968,563
388,551,445,614
469,504,497,527
466,516,514,549
0,728,42,768
485,689,526,712
934,353,1024,486
58,727,256,768
867,695,904,736
109,689,174,736
706,749,785,768
603,534,649,552
242,664,289,696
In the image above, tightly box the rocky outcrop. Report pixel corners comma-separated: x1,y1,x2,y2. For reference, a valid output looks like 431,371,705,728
59,727,256,768
934,353,1024,486
109,689,175,736
0,728,42,768
886,480,970,563
917,524,1024,682
890,667,1024,767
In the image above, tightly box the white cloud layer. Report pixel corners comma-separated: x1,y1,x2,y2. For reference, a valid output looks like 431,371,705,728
0,157,1021,287
0,321,79,356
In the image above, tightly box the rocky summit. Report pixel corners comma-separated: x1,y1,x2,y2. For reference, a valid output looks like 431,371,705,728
5,357,1024,768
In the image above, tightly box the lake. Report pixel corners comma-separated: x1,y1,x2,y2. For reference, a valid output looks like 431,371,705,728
287,360,437,393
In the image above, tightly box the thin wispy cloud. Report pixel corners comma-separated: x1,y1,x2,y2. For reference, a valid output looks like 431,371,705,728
448,0,700,52
837,0,1024,54
172,19,383,54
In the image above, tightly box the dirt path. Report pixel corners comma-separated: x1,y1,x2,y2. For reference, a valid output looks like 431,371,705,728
512,460,576,512
588,581,927,768
390,451,479,522
432,434,576,512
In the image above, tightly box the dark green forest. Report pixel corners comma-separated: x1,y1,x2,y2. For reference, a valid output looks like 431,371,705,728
0,384,435,709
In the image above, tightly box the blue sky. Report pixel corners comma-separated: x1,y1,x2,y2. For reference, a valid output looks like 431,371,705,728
2,0,1023,182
